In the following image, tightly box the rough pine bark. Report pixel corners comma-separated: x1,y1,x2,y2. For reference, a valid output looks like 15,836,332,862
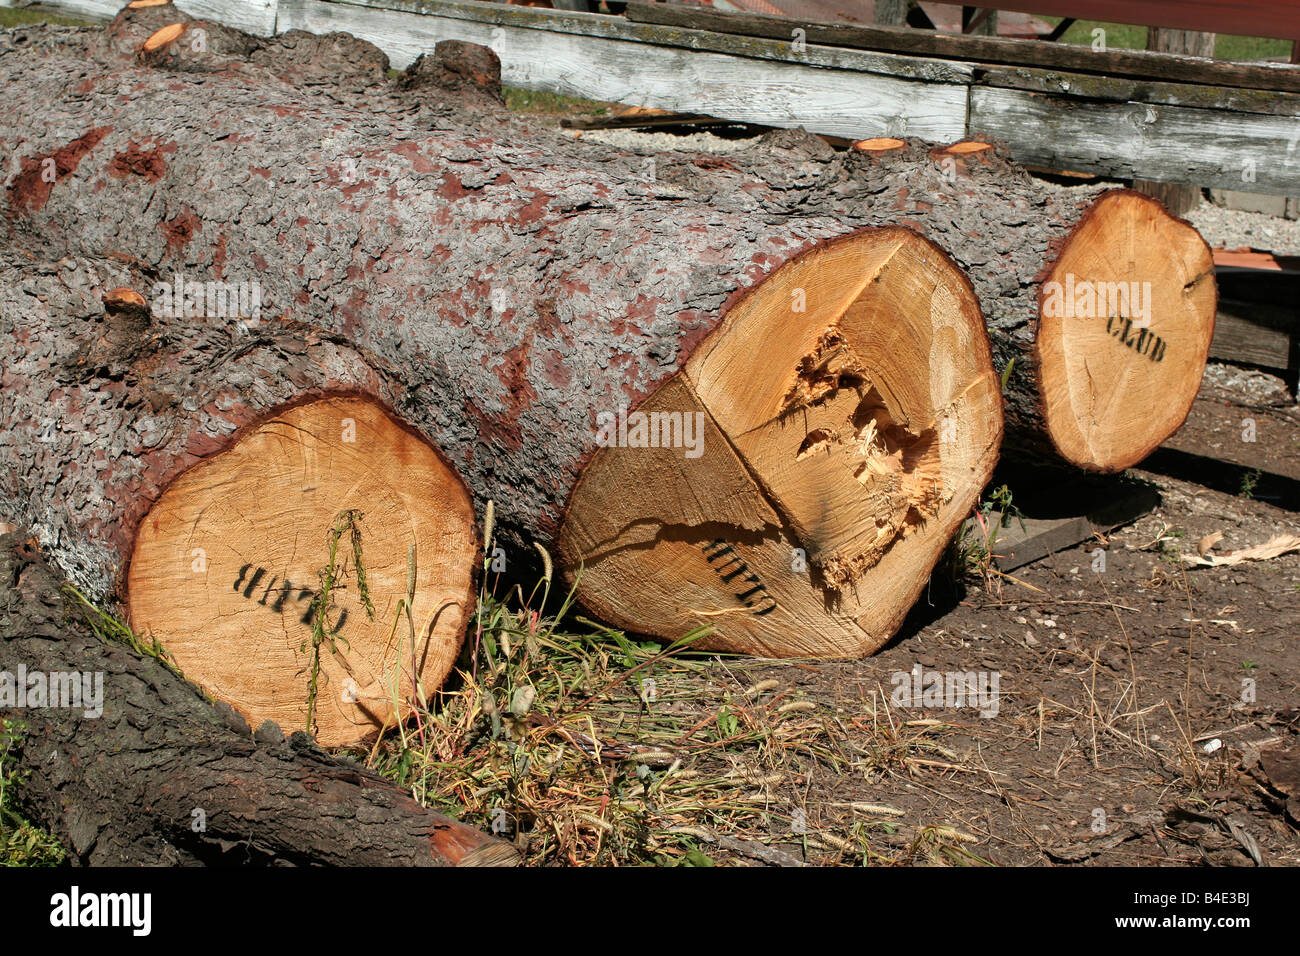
0,532,516,866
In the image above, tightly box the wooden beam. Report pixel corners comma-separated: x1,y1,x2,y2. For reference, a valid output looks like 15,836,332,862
975,64,1300,116
276,0,969,139
1207,265,1299,373
968,86,1300,195
296,0,974,83
179,0,276,35
624,1,1300,93
972,476,1160,572
0,0,278,34
1132,28,1217,215
1210,305,1294,371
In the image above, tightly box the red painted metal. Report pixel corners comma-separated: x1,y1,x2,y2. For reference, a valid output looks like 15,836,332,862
701,1,1298,41
961,1,1300,41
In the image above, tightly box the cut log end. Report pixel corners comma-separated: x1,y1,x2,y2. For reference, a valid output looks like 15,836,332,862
1036,189,1217,472
558,228,1003,659
125,395,479,748
938,141,995,156
127,0,173,7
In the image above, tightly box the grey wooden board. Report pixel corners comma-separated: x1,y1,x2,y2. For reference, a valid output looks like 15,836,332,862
2,0,118,21
973,480,1160,572
341,0,975,84
624,0,1300,95
278,0,969,139
180,0,277,36
1211,304,1295,371
0,0,275,33
986,513,1094,572
970,86,1300,196
976,64,1300,117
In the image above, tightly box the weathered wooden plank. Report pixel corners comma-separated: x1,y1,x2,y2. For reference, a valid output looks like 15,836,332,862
977,64,1300,117
179,0,276,36
989,513,1094,572
1210,305,1294,371
314,0,975,84
625,0,1300,94
0,0,276,33
969,86,1300,195
277,0,969,139
0,0,119,21
980,478,1159,572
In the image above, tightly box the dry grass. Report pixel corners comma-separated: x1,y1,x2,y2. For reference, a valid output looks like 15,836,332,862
350,517,998,866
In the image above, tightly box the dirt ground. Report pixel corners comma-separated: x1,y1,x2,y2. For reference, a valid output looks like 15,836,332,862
566,366,1300,867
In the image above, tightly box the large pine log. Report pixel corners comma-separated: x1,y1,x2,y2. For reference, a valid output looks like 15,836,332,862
0,249,479,746
0,10,1003,660
634,133,1217,472
0,532,516,865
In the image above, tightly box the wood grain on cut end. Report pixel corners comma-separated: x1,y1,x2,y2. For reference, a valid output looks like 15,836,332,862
559,228,1003,659
939,141,995,155
1036,189,1216,472
126,395,478,748
127,0,172,7
141,23,186,53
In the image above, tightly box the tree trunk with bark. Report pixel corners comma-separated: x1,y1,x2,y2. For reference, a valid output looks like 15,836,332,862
0,532,516,865
639,133,1217,473
0,249,480,746
0,9,1003,660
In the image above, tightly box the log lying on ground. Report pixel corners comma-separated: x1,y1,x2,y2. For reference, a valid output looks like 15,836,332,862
559,233,1002,652
0,532,515,865
0,250,479,746
0,11,1002,658
639,133,1217,472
